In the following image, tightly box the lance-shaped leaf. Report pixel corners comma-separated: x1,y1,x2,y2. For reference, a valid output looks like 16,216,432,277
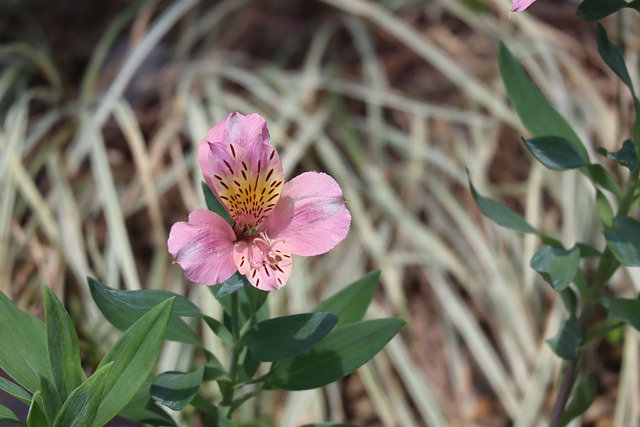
598,140,638,172
0,404,21,425
202,181,233,226
605,217,640,266
44,287,85,403
499,42,589,162
468,175,537,234
88,277,200,347
52,363,112,427
576,0,638,21
314,271,379,327
0,291,52,393
239,313,339,362
119,377,177,427
556,376,597,427
150,367,204,411
39,375,61,425
264,318,405,390
0,377,31,405
26,391,47,427
523,136,588,170
530,245,581,291
546,317,582,359
595,189,614,229
93,298,174,427
596,23,640,144
602,298,640,331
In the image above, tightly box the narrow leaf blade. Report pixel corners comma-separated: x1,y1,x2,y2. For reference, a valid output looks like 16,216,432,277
264,318,406,390
93,298,175,427
150,368,204,411
240,313,339,362
44,287,85,402
314,271,379,326
523,136,588,170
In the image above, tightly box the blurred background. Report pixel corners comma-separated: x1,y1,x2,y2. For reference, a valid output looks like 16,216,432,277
1,0,638,425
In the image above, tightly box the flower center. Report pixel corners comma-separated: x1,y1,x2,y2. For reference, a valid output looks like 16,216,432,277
247,233,287,270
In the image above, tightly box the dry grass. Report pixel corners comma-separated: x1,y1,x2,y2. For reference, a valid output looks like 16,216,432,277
1,0,639,425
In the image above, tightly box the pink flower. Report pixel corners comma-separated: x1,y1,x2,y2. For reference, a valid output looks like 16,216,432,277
511,0,536,12
168,113,351,291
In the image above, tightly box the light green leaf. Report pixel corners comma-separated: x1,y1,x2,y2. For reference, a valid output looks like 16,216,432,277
203,316,233,346
523,136,588,170
0,404,21,425
0,377,31,405
602,298,640,331
52,363,112,427
0,291,52,392
595,190,614,229
240,313,339,362
88,277,200,347
150,367,204,411
264,318,406,390
44,287,85,403
499,42,589,162
468,175,537,234
556,376,597,427
546,317,582,359
605,216,640,266
26,391,47,427
39,375,61,425
530,245,581,291
314,271,379,327
93,298,174,427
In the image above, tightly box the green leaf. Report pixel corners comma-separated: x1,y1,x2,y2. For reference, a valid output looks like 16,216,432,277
150,368,204,411
596,23,640,145
560,288,578,316
264,318,406,390
202,181,233,226
44,287,85,402
26,391,47,427
314,271,379,327
0,377,31,405
499,42,589,162
0,291,52,392
0,404,21,425
39,375,61,425
598,140,638,172
602,298,640,331
577,0,631,21
468,175,537,234
217,282,270,329
203,316,233,346
52,363,112,427
595,189,614,229
605,216,640,266
214,272,248,298
530,245,581,291
93,298,175,427
88,277,200,347
583,164,623,197
546,317,582,359
240,313,339,362
119,377,177,427
556,376,597,427
523,136,588,170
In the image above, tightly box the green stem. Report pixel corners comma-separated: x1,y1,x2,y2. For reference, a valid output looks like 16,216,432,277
550,126,640,424
220,292,241,414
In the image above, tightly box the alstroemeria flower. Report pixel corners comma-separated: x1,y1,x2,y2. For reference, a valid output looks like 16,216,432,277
511,0,536,12
168,113,351,291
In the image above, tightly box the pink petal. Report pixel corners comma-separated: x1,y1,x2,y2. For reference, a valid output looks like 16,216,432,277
168,209,237,285
511,0,536,12
199,114,284,232
234,239,292,291
263,172,351,256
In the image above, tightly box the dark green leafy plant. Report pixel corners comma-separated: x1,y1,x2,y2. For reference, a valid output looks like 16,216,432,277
471,6,640,425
